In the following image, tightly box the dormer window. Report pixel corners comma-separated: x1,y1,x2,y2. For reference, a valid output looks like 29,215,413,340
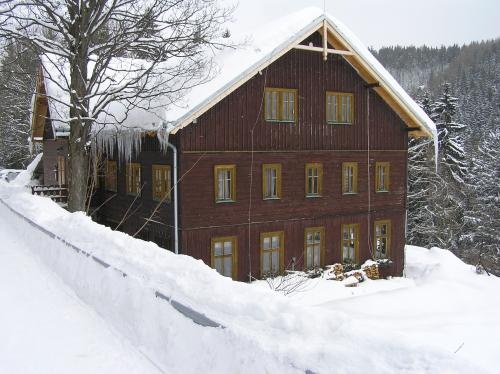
264,88,297,122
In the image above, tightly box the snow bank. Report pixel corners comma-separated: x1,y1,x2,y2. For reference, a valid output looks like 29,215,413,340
405,245,478,283
0,183,497,373
0,191,300,373
0,219,164,374
11,153,42,187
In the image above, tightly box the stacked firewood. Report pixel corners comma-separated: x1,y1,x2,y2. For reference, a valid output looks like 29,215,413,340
325,261,380,286
361,263,380,280
331,263,344,280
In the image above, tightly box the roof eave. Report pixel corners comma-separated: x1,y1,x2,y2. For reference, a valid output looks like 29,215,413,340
169,13,434,139
169,15,326,134
323,19,434,139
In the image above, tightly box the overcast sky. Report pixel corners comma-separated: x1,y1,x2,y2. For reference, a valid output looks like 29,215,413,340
231,0,499,49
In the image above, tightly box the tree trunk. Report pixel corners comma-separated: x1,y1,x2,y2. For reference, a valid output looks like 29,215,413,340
67,119,89,212
67,43,90,212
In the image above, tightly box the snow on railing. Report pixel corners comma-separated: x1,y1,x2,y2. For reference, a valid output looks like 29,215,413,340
31,185,68,204
0,197,223,329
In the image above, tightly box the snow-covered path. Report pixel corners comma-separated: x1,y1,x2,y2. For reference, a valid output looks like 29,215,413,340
0,215,163,374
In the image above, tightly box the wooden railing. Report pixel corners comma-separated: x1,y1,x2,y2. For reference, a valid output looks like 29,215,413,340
31,185,68,204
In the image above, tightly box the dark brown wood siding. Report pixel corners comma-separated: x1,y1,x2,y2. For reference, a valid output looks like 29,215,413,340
94,134,178,250
182,210,405,282
179,150,407,280
178,35,408,152
176,34,409,280
91,32,409,280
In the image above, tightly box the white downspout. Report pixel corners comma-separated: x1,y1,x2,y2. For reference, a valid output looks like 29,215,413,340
167,142,179,254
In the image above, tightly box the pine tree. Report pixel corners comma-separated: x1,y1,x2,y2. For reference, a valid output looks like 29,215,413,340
464,130,500,274
432,83,468,253
0,40,37,168
434,83,468,183
407,88,445,248
377,40,500,274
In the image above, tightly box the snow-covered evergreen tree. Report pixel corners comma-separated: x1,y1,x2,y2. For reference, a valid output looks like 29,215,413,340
431,83,469,252
378,40,499,274
407,88,444,247
433,83,468,183
0,40,37,168
464,130,500,274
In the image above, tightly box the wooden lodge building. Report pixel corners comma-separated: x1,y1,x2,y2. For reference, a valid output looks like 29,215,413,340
30,9,436,281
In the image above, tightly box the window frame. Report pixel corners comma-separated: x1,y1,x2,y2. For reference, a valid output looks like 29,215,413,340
375,162,390,193
125,162,141,196
104,160,117,192
374,220,391,260
326,91,354,125
341,223,359,265
342,162,358,195
305,163,323,197
264,87,298,123
57,155,67,186
152,164,171,203
214,164,236,203
260,231,285,277
211,236,238,280
262,163,282,200
304,227,325,270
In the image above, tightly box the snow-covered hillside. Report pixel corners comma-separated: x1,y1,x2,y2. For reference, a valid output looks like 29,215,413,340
0,179,498,374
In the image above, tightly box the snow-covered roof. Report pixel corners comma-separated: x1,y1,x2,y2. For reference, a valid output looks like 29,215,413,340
165,7,436,139
39,54,172,138
35,6,436,140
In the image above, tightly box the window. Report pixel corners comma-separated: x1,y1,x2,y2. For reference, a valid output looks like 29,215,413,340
304,227,324,269
342,162,358,194
326,92,354,124
125,162,141,196
211,236,237,279
262,163,282,199
374,220,391,259
214,165,236,202
152,165,171,202
375,162,390,192
261,231,284,276
305,163,323,197
342,224,359,265
264,88,297,122
105,160,117,192
56,156,66,185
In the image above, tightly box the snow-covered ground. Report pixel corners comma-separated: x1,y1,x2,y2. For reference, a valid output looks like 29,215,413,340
0,214,162,374
0,175,498,374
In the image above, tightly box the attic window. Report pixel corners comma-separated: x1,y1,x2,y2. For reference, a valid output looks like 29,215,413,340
326,92,354,124
264,88,297,122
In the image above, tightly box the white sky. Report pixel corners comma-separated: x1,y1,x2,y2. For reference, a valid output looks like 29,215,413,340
230,0,500,48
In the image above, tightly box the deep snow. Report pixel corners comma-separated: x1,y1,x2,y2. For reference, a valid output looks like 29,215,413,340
0,178,498,373
0,214,162,374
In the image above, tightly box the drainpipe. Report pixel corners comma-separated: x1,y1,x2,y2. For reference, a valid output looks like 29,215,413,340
167,142,179,255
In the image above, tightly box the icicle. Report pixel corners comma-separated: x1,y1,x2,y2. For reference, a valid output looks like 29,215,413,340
93,128,144,164
157,126,170,154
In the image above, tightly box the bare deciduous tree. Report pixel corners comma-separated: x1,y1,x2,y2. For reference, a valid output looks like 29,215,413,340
0,0,232,211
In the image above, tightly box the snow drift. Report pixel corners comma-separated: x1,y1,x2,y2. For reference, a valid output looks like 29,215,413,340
0,181,497,374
